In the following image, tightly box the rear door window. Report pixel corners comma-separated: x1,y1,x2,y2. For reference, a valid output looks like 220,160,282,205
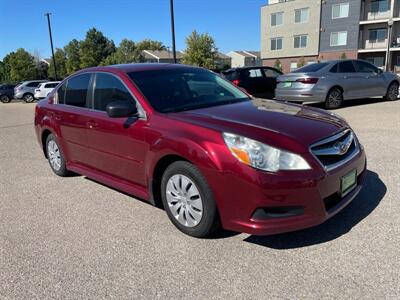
27,81,41,87
338,61,356,73
222,71,239,81
263,68,282,77
93,73,134,111
64,73,91,108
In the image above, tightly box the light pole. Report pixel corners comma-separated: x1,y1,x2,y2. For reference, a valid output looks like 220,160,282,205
44,12,58,80
386,19,393,72
169,0,177,63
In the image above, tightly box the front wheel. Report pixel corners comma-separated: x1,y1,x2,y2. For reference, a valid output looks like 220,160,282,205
0,95,11,103
383,82,399,101
23,93,35,103
325,88,343,109
161,161,219,238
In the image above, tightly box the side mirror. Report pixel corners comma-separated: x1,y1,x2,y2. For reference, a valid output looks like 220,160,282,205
106,101,138,118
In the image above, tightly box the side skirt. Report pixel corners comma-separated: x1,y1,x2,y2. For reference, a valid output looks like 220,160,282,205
67,162,150,202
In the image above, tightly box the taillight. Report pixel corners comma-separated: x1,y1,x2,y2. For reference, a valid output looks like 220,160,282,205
232,79,241,86
296,78,319,84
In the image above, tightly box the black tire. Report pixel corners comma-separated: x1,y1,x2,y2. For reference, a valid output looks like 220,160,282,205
23,93,35,103
0,94,11,103
325,87,343,109
383,82,399,101
45,134,71,177
161,161,219,238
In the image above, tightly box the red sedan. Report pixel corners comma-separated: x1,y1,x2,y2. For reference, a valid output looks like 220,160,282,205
34,64,366,237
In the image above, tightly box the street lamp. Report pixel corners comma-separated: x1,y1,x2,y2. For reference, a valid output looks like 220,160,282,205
169,0,177,63
44,12,58,80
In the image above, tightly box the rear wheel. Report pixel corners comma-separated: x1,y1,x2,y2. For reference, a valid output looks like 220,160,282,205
383,82,399,101
23,93,35,103
161,161,219,238
0,95,11,103
325,87,343,109
46,134,70,177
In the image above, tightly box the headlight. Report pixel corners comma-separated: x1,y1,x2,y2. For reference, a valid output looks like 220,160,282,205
222,133,311,172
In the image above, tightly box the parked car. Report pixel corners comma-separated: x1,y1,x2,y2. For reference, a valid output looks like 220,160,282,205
0,84,16,103
14,80,47,103
275,59,399,109
34,81,60,99
222,66,283,99
35,64,366,238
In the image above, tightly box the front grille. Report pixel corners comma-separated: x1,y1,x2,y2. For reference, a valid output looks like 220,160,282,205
310,129,359,170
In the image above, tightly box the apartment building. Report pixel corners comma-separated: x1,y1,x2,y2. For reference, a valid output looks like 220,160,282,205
261,0,322,72
261,0,400,73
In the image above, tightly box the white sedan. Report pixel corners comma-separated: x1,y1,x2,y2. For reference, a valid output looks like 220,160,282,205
34,81,60,99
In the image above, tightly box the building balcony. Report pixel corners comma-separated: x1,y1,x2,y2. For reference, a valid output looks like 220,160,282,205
360,0,393,24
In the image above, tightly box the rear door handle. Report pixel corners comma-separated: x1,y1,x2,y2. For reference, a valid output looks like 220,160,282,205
87,120,98,129
53,112,62,120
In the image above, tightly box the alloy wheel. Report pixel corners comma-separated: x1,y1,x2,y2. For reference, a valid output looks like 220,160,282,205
47,140,61,171
0,95,10,103
165,174,203,227
327,89,342,108
387,84,399,101
24,94,34,103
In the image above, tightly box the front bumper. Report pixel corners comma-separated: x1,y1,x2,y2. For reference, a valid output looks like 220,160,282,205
206,148,367,235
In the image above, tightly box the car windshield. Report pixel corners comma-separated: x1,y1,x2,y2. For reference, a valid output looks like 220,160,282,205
128,68,249,113
292,63,329,73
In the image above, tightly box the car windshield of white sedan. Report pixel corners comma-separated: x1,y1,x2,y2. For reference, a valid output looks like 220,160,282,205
128,68,250,113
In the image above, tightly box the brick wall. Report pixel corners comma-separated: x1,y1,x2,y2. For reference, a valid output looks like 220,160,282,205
263,55,319,73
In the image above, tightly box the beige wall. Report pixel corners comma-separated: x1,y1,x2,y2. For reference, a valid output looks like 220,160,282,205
261,0,321,60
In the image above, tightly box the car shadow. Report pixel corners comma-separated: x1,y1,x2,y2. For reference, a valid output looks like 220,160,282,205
308,97,390,109
243,170,385,249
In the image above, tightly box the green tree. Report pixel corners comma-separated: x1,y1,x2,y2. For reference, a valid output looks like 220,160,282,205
5,48,38,82
64,39,81,74
340,52,347,60
79,28,116,68
182,30,218,69
274,59,282,71
298,56,306,68
136,39,166,51
101,39,143,65
36,61,48,80
48,48,68,80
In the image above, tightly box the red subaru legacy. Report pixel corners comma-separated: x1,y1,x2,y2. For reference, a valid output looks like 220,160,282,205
34,64,366,237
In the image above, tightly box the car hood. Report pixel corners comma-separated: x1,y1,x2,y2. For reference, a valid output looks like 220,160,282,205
168,99,348,150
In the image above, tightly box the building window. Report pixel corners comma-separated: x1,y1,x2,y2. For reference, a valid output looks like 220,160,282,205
294,35,307,48
271,38,283,50
366,57,385,68
295,8,309,23
371,0,389,14
330,31,348,46
290,62,298,71
368,28,387,42
332,3,349,19
271,12,283,27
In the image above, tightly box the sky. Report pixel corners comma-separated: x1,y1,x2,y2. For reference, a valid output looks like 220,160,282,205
0,0,267,60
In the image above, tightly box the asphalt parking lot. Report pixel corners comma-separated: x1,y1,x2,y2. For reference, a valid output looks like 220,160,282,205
0,99,399,299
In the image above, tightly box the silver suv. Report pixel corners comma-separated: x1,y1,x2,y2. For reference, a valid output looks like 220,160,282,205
275,59,399,109
14,80,47,103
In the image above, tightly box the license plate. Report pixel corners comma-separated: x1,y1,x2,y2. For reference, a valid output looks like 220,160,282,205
341,169,357,196
282,82,292,88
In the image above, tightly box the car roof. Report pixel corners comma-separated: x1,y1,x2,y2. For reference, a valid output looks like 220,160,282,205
80,63,204,74
223,66,280,72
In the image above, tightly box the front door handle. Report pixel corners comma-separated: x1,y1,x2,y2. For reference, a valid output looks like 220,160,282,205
87,120,98,129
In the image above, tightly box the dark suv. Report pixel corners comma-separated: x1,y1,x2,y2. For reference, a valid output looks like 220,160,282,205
222,67,283,99
0,84,16,103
